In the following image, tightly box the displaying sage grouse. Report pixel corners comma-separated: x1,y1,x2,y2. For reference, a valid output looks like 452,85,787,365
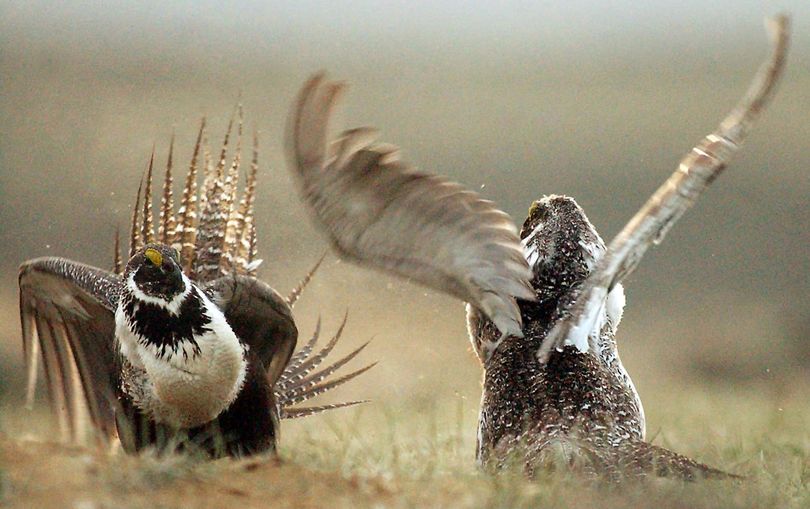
285,17,789,480
19,114,372,458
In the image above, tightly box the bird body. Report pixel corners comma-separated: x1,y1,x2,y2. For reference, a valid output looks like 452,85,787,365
19,117,371,457
469,16,788,478
115,245,247,430
285,15,789,480
469,196,649,476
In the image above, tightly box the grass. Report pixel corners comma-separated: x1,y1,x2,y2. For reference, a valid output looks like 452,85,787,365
2,383,809,509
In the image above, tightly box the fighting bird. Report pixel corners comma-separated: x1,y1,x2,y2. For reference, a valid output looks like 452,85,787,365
19,115,372,457
285,16,789,479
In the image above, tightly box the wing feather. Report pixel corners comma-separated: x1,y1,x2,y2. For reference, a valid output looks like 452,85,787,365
285,73,534,337
206,275,298,385
538,15,790,362
19,257,123,444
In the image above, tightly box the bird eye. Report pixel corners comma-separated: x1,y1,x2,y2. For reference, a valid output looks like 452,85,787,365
144,248,163,267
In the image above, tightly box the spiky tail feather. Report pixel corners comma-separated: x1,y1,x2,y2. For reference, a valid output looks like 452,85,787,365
275,315,375,419
287,252,327,308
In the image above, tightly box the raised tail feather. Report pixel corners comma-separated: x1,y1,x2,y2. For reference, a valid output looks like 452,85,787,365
120,114,263,283
287,252,327,308
115,115,374,420
275,315,375,419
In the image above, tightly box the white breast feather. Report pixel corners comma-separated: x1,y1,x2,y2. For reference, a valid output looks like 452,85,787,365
115,277,247,429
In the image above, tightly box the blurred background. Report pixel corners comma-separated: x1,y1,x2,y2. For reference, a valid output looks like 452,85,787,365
1,1,808,444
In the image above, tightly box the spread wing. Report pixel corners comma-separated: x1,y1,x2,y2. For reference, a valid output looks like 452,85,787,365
206,275,298,385
18,257,124,445
285,73,534,337
538,15,790,363
207,274,374,418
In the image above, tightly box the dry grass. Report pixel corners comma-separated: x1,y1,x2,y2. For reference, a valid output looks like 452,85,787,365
2,384,809,509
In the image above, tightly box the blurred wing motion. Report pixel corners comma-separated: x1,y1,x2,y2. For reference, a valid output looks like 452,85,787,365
285,74,534,338
18,258,123,445
538,15,790,363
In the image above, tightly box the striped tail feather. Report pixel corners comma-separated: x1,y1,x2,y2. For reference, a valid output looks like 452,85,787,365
193,114,233,282
281,312,348,387
278,317,321,392
279,363,376,409
141,150,156,245
220,105,244,275
281,340,371,397
175,119,204,273
113,227,122,275
287,252,327,308
234,130,260,276
128,177,144,258
158,133,176,244
118,114,264,282
280,400,369,419
275,315,375,419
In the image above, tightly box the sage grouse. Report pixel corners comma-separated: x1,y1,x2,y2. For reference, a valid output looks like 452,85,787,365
285,16,789,479
19,115,373,458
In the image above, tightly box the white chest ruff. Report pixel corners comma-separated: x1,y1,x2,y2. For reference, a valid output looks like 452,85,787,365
114,283,247,429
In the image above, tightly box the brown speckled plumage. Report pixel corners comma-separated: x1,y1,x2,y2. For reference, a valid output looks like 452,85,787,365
287,17,786,477
469,196,729,480
467,16,789,480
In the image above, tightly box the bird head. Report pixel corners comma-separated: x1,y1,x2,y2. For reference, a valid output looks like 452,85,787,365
520,195,605,298
125,244,186,301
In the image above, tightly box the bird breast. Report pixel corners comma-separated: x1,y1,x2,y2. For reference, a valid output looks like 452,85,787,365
115,285,247,429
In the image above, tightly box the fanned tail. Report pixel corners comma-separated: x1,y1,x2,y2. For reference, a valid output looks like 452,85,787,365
120,113,263,282
275,315,375,419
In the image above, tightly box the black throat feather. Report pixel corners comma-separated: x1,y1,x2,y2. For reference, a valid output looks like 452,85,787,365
123,287,210,360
